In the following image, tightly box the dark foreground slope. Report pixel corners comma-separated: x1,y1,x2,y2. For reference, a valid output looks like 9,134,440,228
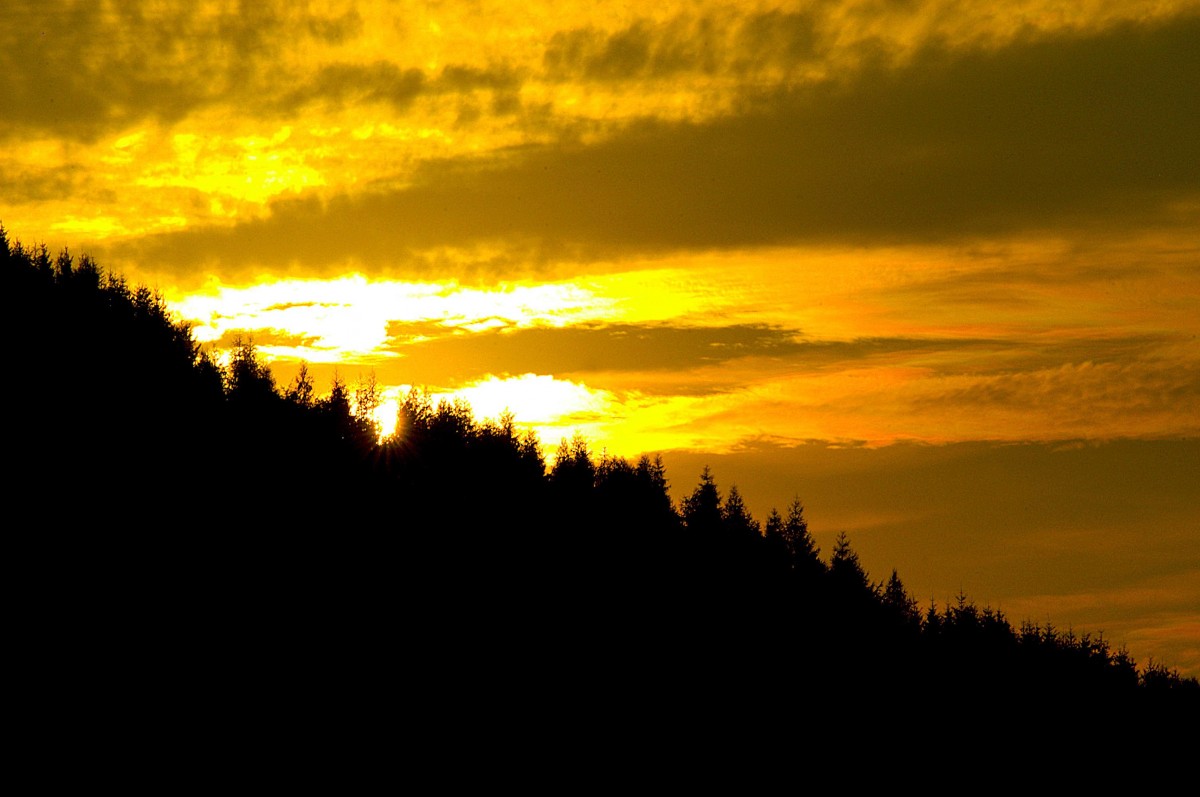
4,230,1195,752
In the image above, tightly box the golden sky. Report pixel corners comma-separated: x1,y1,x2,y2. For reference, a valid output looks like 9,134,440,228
3,1,1197,674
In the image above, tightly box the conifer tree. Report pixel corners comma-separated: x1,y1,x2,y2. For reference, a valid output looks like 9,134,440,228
682,467,722,535
286,362,315,407
782,497,824,581
881,569,921,627
829,531,872,595
225,336,276,403
721,484,760,539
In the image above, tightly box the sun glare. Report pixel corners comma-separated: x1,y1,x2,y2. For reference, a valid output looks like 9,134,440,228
170,275,619,358
452,373,611,422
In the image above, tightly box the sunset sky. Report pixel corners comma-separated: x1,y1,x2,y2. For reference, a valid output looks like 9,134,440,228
3,1,1197,674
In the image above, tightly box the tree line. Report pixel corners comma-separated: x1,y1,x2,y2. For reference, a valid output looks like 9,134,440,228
4,227,1195,734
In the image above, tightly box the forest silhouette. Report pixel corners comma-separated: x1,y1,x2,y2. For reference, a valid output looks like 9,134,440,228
4,226,1195,738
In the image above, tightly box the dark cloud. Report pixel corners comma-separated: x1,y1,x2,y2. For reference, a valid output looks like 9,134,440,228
1,6,202,140
0,1,363,141
279,61,521,114
0,0,518,140
304,9,363,44
282,62,427,111
386,322,801,381
543,10,820,82
438,64,521,93
0,162,84,203
545,21,693,81
379,323,1001,385
130,13,1200,279
732,10,822,72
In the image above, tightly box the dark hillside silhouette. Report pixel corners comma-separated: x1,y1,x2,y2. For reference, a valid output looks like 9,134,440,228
4,226,1195,741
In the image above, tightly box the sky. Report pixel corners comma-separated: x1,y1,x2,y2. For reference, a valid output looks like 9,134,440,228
2,0,1197,675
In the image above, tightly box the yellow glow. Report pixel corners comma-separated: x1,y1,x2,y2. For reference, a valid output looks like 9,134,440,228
49,216,131,238
134,128,326,205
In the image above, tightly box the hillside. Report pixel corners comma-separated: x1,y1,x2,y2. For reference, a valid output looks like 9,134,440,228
5,227,1195,734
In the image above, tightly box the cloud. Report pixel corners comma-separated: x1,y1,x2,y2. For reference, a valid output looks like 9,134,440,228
924,352,1200,417
542,9,826,83
0,1,362,141
384,322,801,382
0,162,85,204
276,61,521,115
546,332,1200,448
0,1,519,144
379,322,1012,386
281,62,428,112
545,16,721,82
125,12,1200,280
